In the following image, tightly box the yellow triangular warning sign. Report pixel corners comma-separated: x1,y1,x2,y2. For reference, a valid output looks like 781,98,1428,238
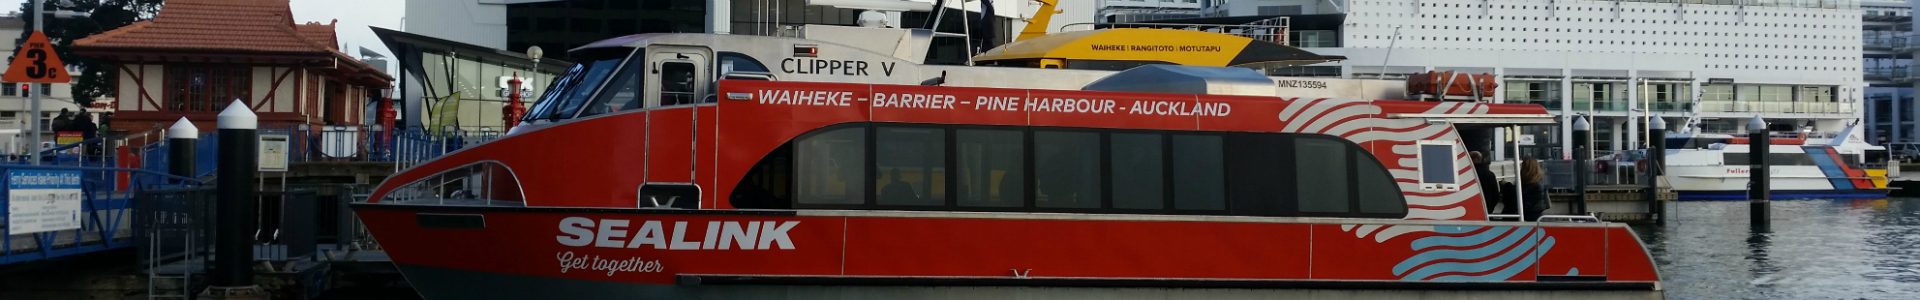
4,31,71,83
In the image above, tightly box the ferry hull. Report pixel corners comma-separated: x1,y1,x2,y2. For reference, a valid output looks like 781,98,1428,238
396,263,1662,299
353,204,1661,299
1675,189,1890,201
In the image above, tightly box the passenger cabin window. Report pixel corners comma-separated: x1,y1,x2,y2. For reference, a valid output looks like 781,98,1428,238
875,127,946,206
956,129,1024,208
795,127,866,205
734,124,1406,219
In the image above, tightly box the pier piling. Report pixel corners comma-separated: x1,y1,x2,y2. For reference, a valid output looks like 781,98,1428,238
1573,116,1591,215
1747,116,1770,232
205,100,265,299
167,117,197,179
1647,117,1666,225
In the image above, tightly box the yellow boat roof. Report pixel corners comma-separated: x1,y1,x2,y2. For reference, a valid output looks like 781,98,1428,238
972,28,1342,68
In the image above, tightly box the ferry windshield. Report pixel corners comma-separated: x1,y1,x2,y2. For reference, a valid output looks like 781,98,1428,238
524,48,637,122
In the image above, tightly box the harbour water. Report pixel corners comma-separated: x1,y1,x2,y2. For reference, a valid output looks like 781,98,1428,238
1637,198,1920,299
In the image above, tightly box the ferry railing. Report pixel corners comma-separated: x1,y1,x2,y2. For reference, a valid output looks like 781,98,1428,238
1061,17,1291,46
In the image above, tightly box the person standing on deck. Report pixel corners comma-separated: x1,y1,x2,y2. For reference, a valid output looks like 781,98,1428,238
1472,151,1504,214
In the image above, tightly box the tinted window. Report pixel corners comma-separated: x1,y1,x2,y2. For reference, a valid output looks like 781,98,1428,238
579,59,644,116
660,62,699,106
875,127,945,206
1172,135,1226,211
1297,137,1351,213
719,52,771,74
957,129,1024,208
1357,155,1405,216
796,127,865,205
1419,143,1457,185
1035,131,1101,209
536,56,624,121
1226,134,1289,216
1111,133,1165,210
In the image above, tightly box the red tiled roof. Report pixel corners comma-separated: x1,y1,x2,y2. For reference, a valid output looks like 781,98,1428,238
74,0,335,54
297,21,338,51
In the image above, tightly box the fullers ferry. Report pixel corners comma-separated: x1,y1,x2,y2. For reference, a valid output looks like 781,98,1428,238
352,21,1662,299
1662,123,1891,201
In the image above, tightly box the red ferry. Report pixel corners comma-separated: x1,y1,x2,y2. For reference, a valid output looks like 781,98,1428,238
353,31,1662,299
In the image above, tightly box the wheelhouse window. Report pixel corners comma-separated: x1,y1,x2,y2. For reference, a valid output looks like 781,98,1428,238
166,65,251,112
579,59,645,117
659,62,699,106
525,48,633,121
735,124,1405,219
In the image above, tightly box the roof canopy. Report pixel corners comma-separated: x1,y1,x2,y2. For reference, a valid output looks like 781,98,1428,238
74,0,391,85
972,28,1343,68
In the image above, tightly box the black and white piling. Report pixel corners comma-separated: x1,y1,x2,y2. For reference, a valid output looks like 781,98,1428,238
1646,117,1666,225
166,117,197,179
206,100,262,297
1747,116,1770,232
1573,116,1592,215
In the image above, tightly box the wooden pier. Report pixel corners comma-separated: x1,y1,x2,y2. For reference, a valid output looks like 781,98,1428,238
1546,185,1676,223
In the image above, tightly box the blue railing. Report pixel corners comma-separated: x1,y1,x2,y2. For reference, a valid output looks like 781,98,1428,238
128,125,504,177
0,164,204,265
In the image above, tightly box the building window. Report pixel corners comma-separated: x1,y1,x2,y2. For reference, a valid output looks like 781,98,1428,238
1257,5,1302,15
1703,84,1735,102
38,83,50,96
1502,80,1560,105
165,66,251,112
1,83,15,96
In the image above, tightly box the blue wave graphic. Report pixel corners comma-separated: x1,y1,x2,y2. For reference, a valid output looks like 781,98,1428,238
1393,226,1555,281
1410,226,1516,251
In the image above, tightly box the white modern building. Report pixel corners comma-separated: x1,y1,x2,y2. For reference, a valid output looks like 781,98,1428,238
1099,0,1209,22
1200,0,1866,160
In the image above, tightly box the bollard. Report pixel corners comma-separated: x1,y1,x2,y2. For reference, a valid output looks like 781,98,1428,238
1572,116,1591,215
167,117,197,179
1647,117,1667,225
204,100,265,299
1748,116,1770,232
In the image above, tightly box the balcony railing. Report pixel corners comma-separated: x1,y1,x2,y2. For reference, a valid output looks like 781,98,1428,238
1695,101,1856,114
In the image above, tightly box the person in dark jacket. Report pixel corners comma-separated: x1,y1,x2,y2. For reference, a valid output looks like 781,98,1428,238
1520,159,1550,221
1472,151,1504,214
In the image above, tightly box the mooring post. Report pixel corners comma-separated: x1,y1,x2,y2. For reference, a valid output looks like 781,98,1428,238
1573,116,1591,215
1748,116,1770,232
1647,117,1666,225
167,117,197,179
204,100,264,299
